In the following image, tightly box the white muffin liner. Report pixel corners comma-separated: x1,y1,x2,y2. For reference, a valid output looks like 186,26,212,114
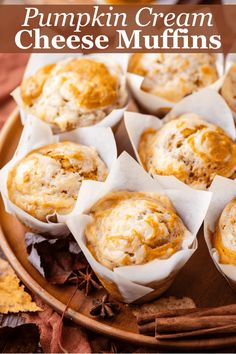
221,53,236,121
127,54,224,115
204,176,236,288
65,152,211,303
124,88,236,183
12,53,129,130
0,116,117,237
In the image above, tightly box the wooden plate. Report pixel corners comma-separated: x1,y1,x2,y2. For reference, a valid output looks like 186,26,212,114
1,109,236,351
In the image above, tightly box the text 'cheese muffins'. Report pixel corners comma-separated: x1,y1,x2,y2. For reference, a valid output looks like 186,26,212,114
20,57,128,133
221,63,236,114
214,198,236,266
85,191,189,269
128,54,218,102
138,114,236,189
7,142,108,222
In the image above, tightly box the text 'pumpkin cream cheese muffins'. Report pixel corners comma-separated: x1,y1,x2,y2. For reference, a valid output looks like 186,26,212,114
18,56,128,133
85,191,187,269
66,152,212,303
7,142,108,222
138,113,236,189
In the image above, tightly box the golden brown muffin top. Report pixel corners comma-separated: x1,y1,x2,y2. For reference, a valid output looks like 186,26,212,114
21,58,118,110
138,114,236,189
85,191,188,269
7,141,108,222
128,54,218,102
19,57,128,132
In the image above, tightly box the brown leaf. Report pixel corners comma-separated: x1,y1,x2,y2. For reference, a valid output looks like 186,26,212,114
25,232,87,285
0,259,41,314
24,297,91,353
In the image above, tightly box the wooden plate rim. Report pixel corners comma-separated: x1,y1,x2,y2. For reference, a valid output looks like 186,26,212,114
1,109,236,350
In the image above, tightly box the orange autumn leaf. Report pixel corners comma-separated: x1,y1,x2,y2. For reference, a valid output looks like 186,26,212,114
0,259,41,314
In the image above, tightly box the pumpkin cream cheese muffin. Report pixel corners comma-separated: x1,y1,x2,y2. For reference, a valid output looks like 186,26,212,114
20,57,128,133
85,191,189,269
128,53,218,102
139,113,236,189
7,142,108,222
221,63,236,114
214,198,236,266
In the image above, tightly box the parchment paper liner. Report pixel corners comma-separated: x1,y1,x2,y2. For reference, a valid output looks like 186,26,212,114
221,53,236,121
124,88,236,187
65,152,211,303
204,176,236,292
0,116,117,237
127,54,224,116
12,53,129,132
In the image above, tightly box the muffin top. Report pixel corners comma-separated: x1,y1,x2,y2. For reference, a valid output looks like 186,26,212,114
221,63,236,113
85,191,188,269
20,58,127,132
139,114,236,189
214,198,236,266
128,54,218,102
7,142,108,222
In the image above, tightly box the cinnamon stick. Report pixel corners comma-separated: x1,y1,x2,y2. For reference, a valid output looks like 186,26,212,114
155,324,236,339
155,314,236,334
137,308,198,325
137,303,236,325
139,321,156,335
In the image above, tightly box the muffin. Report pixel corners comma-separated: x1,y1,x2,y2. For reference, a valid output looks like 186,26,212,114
214,198,236,266
20,57,128,133
7,142,108,222
85,191,189,269
221,63,236,114
138,113,236,189
128,54,218,102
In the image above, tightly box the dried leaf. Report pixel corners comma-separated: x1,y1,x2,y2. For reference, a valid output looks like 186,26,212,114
0,259,41,314
24,297,91,353
25,232,87,285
